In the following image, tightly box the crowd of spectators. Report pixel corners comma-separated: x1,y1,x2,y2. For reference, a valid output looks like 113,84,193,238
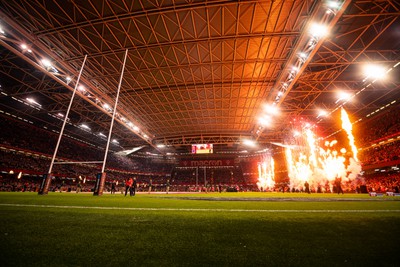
1,105,400,194
353,103,400,170
171,166,246,186
355,103,400,147
0,115,172,174
359,141,400,166
363,173,400,193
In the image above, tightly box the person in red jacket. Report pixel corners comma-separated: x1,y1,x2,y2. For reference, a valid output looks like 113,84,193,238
125,178,133,196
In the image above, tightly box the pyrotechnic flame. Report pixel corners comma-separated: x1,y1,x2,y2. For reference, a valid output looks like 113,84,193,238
341,108,359,162
257,155,275,190
284,109,361,192
306,129,318,169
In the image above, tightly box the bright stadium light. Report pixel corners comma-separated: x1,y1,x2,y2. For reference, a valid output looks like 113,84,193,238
363,64,387,80
317,109,328,118
298,52,307,61
81,124,91,130
264,104,279,115
309,23,328,39
20,43,32,52
41,58,52,68
243,139,256,147
259,116,272,126
26,97,41,107
335,91,352,103
327,0,341,9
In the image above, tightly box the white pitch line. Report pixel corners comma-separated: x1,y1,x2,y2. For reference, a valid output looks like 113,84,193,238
1,203,400,213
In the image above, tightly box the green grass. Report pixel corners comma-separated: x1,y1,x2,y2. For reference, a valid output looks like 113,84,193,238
1,192,399,266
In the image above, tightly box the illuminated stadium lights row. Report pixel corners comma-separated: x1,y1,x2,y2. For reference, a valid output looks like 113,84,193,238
257,1,345,135
366,100,397,118
0,109,34,125
1,23,153,145
80,124,121,144
317,61,399,126
258,104,280,128
26,97,41,107
325,100,398,141
0,105,118,152
7,93,123,148
271,1,343,105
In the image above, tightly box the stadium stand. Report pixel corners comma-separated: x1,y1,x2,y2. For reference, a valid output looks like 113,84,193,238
1,101,400,193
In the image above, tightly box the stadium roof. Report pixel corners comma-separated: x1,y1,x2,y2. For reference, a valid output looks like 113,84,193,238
0,0,399,155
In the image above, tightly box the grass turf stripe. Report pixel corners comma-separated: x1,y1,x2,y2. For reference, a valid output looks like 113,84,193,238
1,203,400,213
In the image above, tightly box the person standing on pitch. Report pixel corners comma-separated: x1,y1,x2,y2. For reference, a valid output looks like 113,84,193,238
335,178,344,194
76,181,82,193
131,178,137,196
111,180,116,194
304,181,311,194
125,178,133,196
166,179,170,194
148,178,152,194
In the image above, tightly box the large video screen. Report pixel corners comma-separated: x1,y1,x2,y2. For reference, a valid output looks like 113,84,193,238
191,144,213,154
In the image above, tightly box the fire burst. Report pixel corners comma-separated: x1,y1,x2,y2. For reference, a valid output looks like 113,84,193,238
285,108,361,191
257,155,275,191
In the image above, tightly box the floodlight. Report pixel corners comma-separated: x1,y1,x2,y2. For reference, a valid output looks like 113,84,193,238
309,23,328,38
363,64,387,80
81,124,90,130
335,91,351,103
264,104,279,115
327,1,341,9
243,139,256,147
298,52,307,60
317,110,328,117
41,59,52,68
26,97,41,107
259,116,272,126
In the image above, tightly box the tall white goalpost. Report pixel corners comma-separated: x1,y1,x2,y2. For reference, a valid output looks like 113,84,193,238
39,49,129,196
